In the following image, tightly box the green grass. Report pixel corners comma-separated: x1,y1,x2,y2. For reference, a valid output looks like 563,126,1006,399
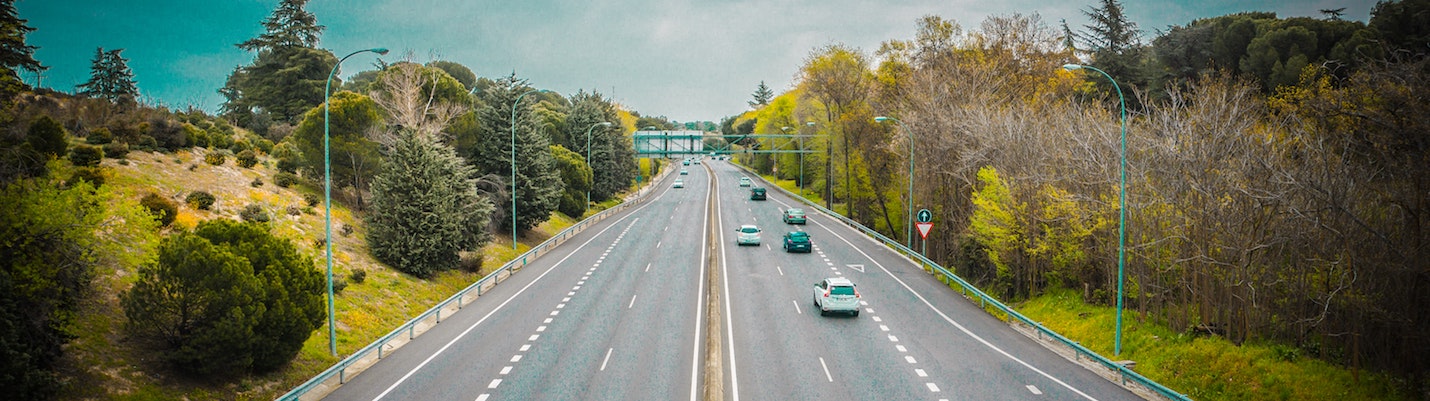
1017,288,1407,401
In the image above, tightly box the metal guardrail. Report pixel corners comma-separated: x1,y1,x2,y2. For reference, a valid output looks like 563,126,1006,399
735,165,1191,401
277,167,671,401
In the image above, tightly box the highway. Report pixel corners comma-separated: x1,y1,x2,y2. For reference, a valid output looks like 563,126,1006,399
321,159,1143,401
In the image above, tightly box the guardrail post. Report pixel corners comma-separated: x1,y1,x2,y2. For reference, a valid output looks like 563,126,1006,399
436,308,441,323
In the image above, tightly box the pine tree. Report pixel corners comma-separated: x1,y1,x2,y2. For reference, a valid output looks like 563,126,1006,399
76,47,138,101
473,74,562,233
563,90,634,203
237,0,324,52
1078,0,1146,103
749,80,773,108
0,0,44,98
367,130,492,277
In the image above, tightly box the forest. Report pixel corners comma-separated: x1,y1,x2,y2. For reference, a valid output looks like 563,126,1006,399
729,0,1428,393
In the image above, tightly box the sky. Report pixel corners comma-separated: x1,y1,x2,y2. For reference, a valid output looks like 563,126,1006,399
21,0,1375,123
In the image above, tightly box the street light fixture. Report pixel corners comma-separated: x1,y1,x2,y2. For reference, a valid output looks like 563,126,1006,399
323,46,387,356
510,88,551,250
585,121,614,210
1063,63,1129,356
874,115,914,250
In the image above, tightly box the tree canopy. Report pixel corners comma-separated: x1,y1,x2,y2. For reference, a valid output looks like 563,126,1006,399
76,47,138,101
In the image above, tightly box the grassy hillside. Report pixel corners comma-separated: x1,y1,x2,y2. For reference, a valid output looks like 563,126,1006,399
54,148,607,400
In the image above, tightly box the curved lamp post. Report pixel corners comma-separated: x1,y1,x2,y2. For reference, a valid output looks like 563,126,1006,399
874,116,914,250
323,47,387,356
585,121,614,209
1064,63,1129,356
510,89,550,249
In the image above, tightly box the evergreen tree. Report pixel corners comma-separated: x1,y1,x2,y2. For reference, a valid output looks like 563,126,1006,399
25,115,66,158
563,90,635,202
290,90,383,206
237,0,323,52
550,144,591,217
749,80,773,108
221,0,336,125
76,47,138,101
1078,0,1146,102
0,0,42,98
472,74,562,233
367,130,492,277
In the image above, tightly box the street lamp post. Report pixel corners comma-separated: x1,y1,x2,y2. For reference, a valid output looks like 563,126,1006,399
874,116,914,250
585,121,613,210
323,47,387,356
801,121,814,197
511,89,550,250
1063,63,1129,356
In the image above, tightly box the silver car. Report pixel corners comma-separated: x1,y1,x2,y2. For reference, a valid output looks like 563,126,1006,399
735,224,761,246
813,277,860,316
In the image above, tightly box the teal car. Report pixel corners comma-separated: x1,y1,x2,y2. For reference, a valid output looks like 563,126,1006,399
783,231,811,253
782,208,806,224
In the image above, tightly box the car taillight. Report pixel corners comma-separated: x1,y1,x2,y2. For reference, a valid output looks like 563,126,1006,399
854,288,861,298
823,289,830,298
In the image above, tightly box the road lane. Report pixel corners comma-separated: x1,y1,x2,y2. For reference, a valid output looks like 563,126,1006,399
323,164,708,401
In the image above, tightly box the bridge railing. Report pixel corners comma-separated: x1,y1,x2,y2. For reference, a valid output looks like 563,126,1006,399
736,165,1190,401
276,167,670,401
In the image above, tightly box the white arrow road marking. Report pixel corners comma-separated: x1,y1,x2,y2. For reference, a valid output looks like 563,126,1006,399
847,264,865,273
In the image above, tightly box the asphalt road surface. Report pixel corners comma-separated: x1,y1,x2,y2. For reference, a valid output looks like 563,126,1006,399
321,159,1142,401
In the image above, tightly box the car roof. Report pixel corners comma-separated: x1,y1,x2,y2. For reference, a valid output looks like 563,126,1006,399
786,231,808,237
825,277,854,286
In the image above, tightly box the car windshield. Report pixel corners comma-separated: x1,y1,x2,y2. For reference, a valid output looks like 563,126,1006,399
740,227,759,233
830,286,855,296
788,210,804,216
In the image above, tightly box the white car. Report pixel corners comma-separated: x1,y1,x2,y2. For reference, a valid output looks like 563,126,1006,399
680,168,688,175
813,277,860,316
738,177,752,187
735,224,761,245
673,178,684,188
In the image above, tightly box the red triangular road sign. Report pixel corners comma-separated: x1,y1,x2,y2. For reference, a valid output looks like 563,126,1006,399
916,222,933,239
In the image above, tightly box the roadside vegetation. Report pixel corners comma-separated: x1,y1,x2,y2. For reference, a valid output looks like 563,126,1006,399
729,0,1430,396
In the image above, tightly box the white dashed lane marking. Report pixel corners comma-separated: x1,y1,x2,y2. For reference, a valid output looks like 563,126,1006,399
1027,385,1043,395
600,348,614,371
819,357,833,382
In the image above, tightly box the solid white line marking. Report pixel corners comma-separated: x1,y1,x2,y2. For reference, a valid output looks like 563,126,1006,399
476,394,489,401
519,344,530,351
510,355,522,362
366,214,646,398
819,357,833,382
629,294,637,308
905,355,917,364
1027,385,1043,394
927,383,941,392
792,300,802,314
810,216,1100,401
488,379,501,389
897,345,907,352
915,368,927,377
776,266,784,275
601,348,613,371
500,366,512,375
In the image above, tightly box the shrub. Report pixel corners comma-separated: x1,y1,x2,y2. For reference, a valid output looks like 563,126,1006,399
185,123,209,148
332,278,347,294
349,269,366,284
86,127,113,145
250,177,263,187
148,118,186,150
236,149,258,168
339,224,353,237
68,145,103,167
303,193,319,207
185,191,215,210
27,115,68,158
102,142,129,159
67,167,105,188
276,158,299,174
121,220,323,375
187,164,197,171
285,205,301,216
229,140,250,153
204,151,225,166
134,135,158,151
139,193,178,227
274,172,298,188
253,138,275,154
239,204,269,222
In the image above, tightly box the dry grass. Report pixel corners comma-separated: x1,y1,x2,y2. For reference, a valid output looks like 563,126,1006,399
57,148,640,400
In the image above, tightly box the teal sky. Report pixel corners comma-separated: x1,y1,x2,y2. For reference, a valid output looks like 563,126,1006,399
21,0,1373,122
